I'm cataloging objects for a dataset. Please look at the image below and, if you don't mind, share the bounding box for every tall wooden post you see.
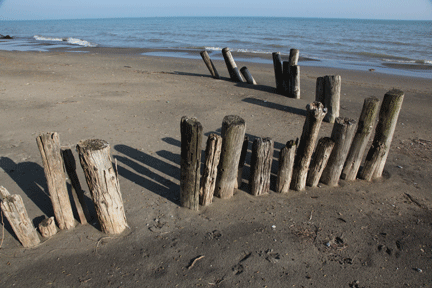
[249,138,274,196]
[240,67,257,85]
[200,133,222,206]
[360,89,404,180]
[215,115,246,199]
[77,139,128,234]
[306,137,335,187]
[236,136,249,189]
[289,65,300,99]
[282,61,290,96]
[341,97,380,180]
[276,140,297,193]
[291,102,327,191]
[180,117,203,210]
[272,52,284,93]
[200,50,220,79]
[288,49,299,66]
[36,132,75,230]
[315,77,325,104]
[222,48,244,82]
[324,75,341,123]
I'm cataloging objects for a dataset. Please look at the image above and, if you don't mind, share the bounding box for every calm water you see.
[1,17,431,78]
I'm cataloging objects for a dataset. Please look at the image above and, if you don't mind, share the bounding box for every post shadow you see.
[242,97,307,117]
[161,137,181,148]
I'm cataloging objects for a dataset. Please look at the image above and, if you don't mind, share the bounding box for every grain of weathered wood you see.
[37,132,75,230]
[77,139,128,234]
[236,136,249,189]
[276,140,297,193]
[288,48,300,66]
[272,52,284,93]
[38,216,57,238]
[289,65,300,99]
[200,50,220,79]
[240,66,257,85]
[222,47,244,82]
[306,137,335,187]
[200,133,222,206]
[249,138,274,196]
[324,75,341,123]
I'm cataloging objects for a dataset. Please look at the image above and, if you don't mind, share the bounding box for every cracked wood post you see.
[315,77,325,104]
[341,97,380,180]
[200,133,222,206]
[288,48,299,66]
[291,102,327,191]
[0,186,40,248]
[222,47,243,82]
[215,115,246,199]
[289,65,300,99]
[38,216,57,238]
[180,117,203,210]
[272,52,284,93]
[240,67,257,85]
[360,89,404,181]
[76,139,128,234]
[320,117,357,186]
[324,75,341,123]
[236,136,249,189]
[249,138,274,196]
[36,132,75,230]
[61,147,91,224]
[200,50,220,79]
[306,137,335,187]
[276,139,297,193]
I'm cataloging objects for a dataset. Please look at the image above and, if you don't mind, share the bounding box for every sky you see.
[0,0,431,21]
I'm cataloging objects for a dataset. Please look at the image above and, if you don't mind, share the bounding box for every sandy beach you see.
[0,49,431,287]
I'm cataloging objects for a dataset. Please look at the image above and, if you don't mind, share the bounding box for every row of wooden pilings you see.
[180,89,404,210]
[0,136,128,248]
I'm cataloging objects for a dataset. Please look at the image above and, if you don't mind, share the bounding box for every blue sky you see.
[0,0,431,21]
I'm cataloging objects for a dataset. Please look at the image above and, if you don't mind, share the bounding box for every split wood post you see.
[282,61,290,96]
[315,77,325,104]
[291,102,327,191]
[0,186,40,248]
[36,132,75,230]
[289,65,300,99]
[38,216,57,238]
[200,133,222,206]
[360,89,404,181]
[180,117,203,210]
[249,138,274,196]
[288,48,300,66]
[240,67,257,85]
[200,50,220,79]
[76,139,128,234]
[236,136,249,189]
[341,97,380,180]
[222,47,244,82]
[276,139,297,193]
[215,115,246,199]
[306,137,335,187]
[323,75,342,123]
[272,52,284,93]
[320,117,357,186]
[61,147,91,224]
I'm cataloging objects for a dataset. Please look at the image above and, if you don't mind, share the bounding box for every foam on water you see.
[34,35,97,47]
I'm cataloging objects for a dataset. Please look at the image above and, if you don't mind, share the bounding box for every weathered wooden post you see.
[249,138,274,196]
[61,147,91,224]
[215,115,246,199]
[272,52,284,93]
[38,216,57,238]
[360,89,404,181]
[282,61,290,96]
[0,186,40,248]
[36,132,75,230]
[341,97,380,180]
[276,140,297,193]
[324,75,342,123]
[291,102,327,191]
[306,137,335,187]
[77,139,128,234]
[222,47,244,82]
[320,117,357,186]
[288,48,299,66]
[180,117,203,210]
[200,133,222,206]
[315,77,325,104]
[240,67,257,85]
[236,136,249,189]
[200,50,220,79]
[289,65,300,99]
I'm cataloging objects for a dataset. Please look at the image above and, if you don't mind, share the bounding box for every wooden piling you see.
[282,61,290,96]
[324,75,341,123]
[236,136,249,189]
[222,48,244,82]
[0,186,40,248]
[36,132,75,230]
[38,216,57,238]
[289,65,300,99]
[320,117,357,186]
[341,97,380,180]
[272,52,284,93]
[77,139,128,234]
[315,77,325,104]
[240,67,257,85]
[200,50,220,79]
[180,117,203,210]
[360,89,404,181]
[215,115,246,199]
[276,140,297,193]
[306,137,335,187]
[288,48,300,66]
[291,102,327,191]
[249,138,274,196]
[200,133,222,206]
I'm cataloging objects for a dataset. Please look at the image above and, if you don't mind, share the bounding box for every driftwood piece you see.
[61,147,91,224]
[76,139,128,234]
[320,117,357,186]
[200,134,222,206]
[38,216,57,238]
[291,102,327,191]
[222,48,243,82]
[249,138,274,196]
[276,140,297,193]
[180,117,203,210]
[272,52,284,93]
[289,65,300,99]
[240,66,257,85]
[288,48,300,66]
[360,89,404,180]
[341,97,380,180]
[36,132,75,230]
[0,186,40,248]
[215,115,246,199]
[236,136,249,189]
[306,137,335,187]
[200,50,220,79]
[324,75,342,123]
[315,77,325,104]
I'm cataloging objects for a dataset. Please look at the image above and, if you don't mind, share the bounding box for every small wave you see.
[34,35,97,47]
[204,47,222,51]
[383,58,432,65]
